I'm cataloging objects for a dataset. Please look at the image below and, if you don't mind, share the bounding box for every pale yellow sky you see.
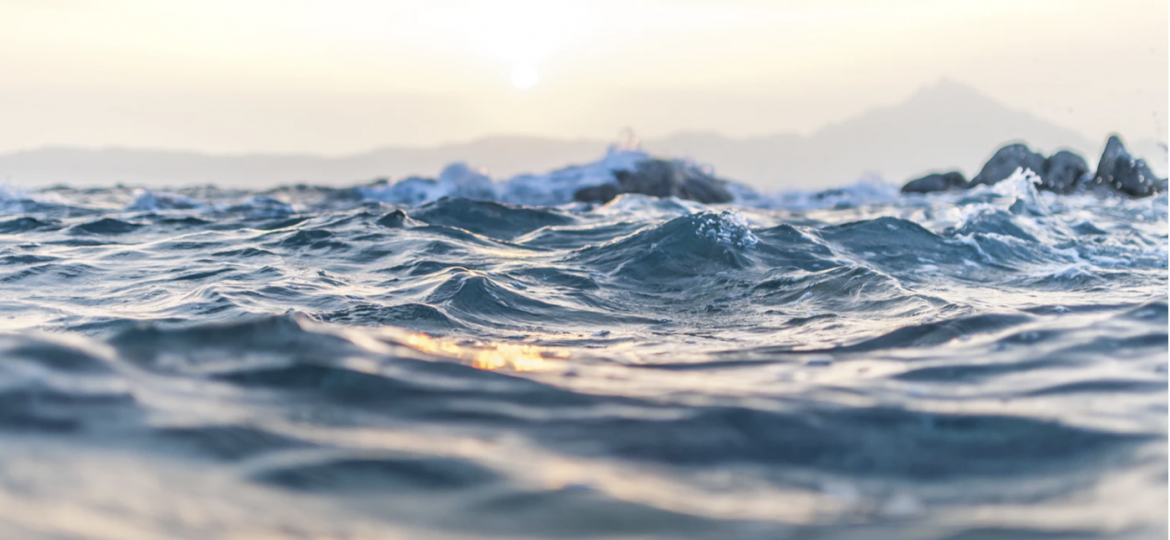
[1,0,1166,154]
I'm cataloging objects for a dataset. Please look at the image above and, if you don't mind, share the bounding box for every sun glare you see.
[438,1,586,91]
[404,333,563,372]
[511,63,540,89]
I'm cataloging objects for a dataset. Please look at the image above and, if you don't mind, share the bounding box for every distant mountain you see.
[647,79,1165,188]
[0,80,1164,190]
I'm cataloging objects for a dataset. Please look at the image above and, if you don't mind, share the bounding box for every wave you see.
[0,148,1163,539]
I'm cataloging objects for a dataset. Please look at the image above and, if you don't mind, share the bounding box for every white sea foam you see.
[696,210,759,248]
[360,162,497,205]
[356,146,650,207]
[968,167,1049,215]
[351,141,912,211]
[500,146,648,206]
[0,184,70,213]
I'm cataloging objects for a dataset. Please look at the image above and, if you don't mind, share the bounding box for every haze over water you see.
[1,1,1165,156]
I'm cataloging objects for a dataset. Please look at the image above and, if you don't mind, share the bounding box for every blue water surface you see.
[0,165,1164,539]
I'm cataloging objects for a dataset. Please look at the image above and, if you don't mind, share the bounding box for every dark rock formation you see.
[1108,158,1164,197]
[900,171,967,194]
[899,137,1164,199]
[572,184,619,203]
[573,159,734,204]
[1090,136,1166,197]
[1094,136,1128,183]
[1039,150,1089,194]
[376,209,420,228]
[970,144,1046,187]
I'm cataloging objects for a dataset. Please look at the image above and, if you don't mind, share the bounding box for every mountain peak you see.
[902,78,1003,110]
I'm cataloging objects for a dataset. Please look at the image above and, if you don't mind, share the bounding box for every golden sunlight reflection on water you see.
[405,333,563,371]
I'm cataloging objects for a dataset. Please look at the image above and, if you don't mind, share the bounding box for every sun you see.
[511,63,539,90]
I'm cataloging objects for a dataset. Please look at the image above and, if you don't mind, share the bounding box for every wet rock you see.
[1039,151,1090,194]
[376,209,418,228]
[1094,136,1128,184]
[573,159,734,204]
[1108,158,1163,197]
[900,171,967,194]
[572,184,619,204]
[1090,136,1166,198]
[970,144,1046,187]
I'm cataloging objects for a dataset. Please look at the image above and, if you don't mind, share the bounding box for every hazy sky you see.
[1,0,1166,154]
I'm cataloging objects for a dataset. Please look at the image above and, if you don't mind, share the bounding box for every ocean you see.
[0,148,1165,539]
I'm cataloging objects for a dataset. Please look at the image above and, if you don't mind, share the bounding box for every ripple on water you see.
[0,179,1161,539]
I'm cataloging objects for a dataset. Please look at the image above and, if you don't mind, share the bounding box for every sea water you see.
[0,153,1164,539]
